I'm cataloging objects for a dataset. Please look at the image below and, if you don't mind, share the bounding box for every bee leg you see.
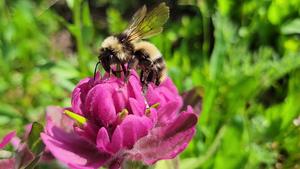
[112,64,122,77]
[111,69,117,77]
[140,70,144,86]
[153,71,161,86]
[102,63,111,77]
[147,71,154,83]
[142,82,148,94]
[127,57,139,82]
[121,63,128,82]
[128,56,139,70]
[141,69,149,83]
[141,69,150,93]
[140,70,145,92]
[155,77,160,86]
[140,70,144,82]
[141,76,149,94]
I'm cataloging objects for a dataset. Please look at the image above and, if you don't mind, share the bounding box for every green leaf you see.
[82,1,92,27]
[281,19,300,34]
[66,0,74,9]
[0,103,22,118]
[27,122,45,155]
[107,8,127,34]
[51,60,80,79]
[82,0,94,44]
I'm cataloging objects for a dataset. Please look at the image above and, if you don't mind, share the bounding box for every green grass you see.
[0,0,300,168]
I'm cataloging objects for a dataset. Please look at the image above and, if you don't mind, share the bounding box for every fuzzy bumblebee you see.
[96,3,169,92]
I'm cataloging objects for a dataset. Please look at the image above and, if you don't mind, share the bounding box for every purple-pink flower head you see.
[41,71,198,169]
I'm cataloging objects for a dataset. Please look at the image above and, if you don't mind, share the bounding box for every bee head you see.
[98,47,116,73]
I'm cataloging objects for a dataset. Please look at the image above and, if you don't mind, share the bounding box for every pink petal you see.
[145,85,161,106]
[10,137,21,149]
[96,127,110,153]
[22,124,32,140]
[129,98,144,116]
[148,108,158,124]
[157,101,182,126]
[159,78,178,94]
[0,131,16,149]
[156,87,182,107]
[127,109,197,164]
[106,126,123,153]
[74,123,98,144]
[46,106,74,132]
[112,87,128,113]
[72,78,92,115]
[146,77,181,107]
[0,158,15,169]
[107,115,153,153]
[41,120,110,169]
[119,115,153,149]
[163,107,197,139]
[85,84,117,126]
[127,75,145,107]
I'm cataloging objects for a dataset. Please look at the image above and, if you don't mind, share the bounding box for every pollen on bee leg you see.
[64,110,87,126]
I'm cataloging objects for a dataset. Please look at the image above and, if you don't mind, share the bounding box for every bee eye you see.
[101,48,115,58]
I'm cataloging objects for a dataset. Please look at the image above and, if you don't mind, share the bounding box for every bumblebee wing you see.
[127,5,147,32]
[124,2,169,42]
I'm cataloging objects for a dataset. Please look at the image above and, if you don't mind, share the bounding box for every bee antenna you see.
[93,61,101,81]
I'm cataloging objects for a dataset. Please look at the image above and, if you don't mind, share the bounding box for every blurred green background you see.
[1,0,300,168]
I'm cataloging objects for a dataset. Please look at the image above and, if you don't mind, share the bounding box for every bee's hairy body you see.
[97,3,169,91]
[134,41,167,88]
[99,34,134,75]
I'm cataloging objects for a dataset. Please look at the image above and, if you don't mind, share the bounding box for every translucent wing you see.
[127,5,147,31]
[124,3,169,42]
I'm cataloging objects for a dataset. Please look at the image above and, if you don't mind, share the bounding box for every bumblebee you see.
[133,41,167,92]
[97,3,169,90]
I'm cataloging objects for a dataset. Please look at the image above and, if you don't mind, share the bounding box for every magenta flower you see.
[41,71,198,169]
[0,125,53,169]
[0,131,16,149]
[0,130,36,169]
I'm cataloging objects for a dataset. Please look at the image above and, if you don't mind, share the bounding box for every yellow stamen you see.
[145,103,160,116]
[118,109,129,120]
[151,103,160,109]
[64,110,87,126]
